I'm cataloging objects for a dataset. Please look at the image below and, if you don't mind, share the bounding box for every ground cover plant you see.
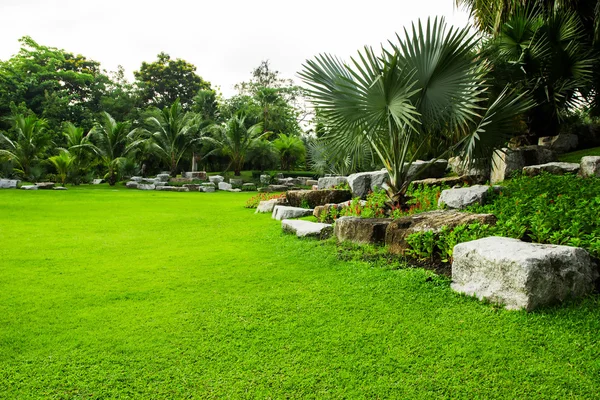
[559,146,600,163]
[1,187,599,398]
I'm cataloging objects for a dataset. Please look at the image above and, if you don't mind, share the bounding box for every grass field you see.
[1,186,599,398]
[559,146,600,162]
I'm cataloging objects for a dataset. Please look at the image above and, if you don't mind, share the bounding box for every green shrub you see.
[244,192,286,209]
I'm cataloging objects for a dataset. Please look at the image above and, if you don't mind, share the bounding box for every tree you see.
[206,114,264,176]
[144,99,207,176]
[48,150,74,186]
[89,112,140,185]
[300,17,533,207]
[62,122,96,183]
[247,139,278,171]
[0,114,52,180]
[273,134,306,170]
[134,52,212,111]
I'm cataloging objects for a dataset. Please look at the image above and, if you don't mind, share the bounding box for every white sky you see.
[0,0,470,98]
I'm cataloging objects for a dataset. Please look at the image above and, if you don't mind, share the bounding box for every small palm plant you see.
[300,17,534,208]
[273,134,306,170]
[48,150,74,186]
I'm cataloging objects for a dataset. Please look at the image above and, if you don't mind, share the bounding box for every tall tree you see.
[134,52,212,111]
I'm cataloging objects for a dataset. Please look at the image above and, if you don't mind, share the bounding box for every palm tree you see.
[48,150,74,186]
[0,114,52,180]
[247,139,278,171]
[89,112,140,185]
[62,122,95,183]
[145,99,207,176]
[299,17,533,207]
[273,134,306,170]
[205,114,264,176]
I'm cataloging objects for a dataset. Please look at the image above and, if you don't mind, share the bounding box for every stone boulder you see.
[228,188,242,192]
[0,179,20,189]
[448,156,489,179]
[282,219,333,239]
[407,160,448,181]
[452,237,598,311]
[268,184,288,192]
[579,156,600,178]
[385,210,497,254]
[154,182,169,187]
[53,186,67,190]
[218,182,232,191]
[491,146,557,184]
[130,176,143,183]
[92,179,104,185]
[438,185,491,209]
[156,174,171,182]
[297,176,312,185]
[538,133,579,154]
[183,171,207,180]
[256,198,287,213]
[200,186,215,193]
[272,205,314,220]
[209,175,224,184]
[412,175,481,188]
[317,176,348,190]
[286,189,352,208]
[126,181,139,189]
[21,185,37,190]
[183,184,200,191]
[138,184,156,190]
[306,179,318,186]
[230,178,243,186]
[155,186,189,192]
[334,216,393,245]
[36,182,55,190]
[523,162,580,177]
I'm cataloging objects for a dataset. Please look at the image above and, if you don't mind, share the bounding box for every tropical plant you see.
[62,122,96,183]
[247,139,278,171]
[299,17,533,207]
[144,99,208,176]
[306,135,376,176]
[273,134,306,170]
[0,114,52,180]
[89,112,141,185]
[48,149,74,186]
[205,114,264,176]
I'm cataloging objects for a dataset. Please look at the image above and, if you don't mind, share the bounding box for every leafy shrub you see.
[245,192,286,209]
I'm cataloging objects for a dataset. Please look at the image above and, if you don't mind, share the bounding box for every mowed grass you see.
[1,187,599,399]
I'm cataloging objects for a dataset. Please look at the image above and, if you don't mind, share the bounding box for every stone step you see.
[271,205,313,220]
[281,219,333,239]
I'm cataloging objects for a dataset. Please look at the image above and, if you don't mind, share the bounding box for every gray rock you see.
[200,186,215,193]
[130,176,143,183]
[53,186,67,190]
[286,189,352,208]
[21,185,37,190]
[35,182,55,190]
[260,174,271,184]
[156,174,170,182]
[278,177,300,185]
[448,156,489,179]
[406,159,448,181]
[202,182,215,187]
[92,179,104,185]
[271,205,314,220]
[154,182,169,187]
[297,176,312,185]
[0,179,20,189]
[126,181,139,189]
[438,185,491,209]
[209,175,224,184]
[523,162,580,176]
[282,219,333,239]
[256,198,286,213]
[491,146,557,184]
[228,188,242,192]
[182,184,201,191]
[218,182,232,191]
[538,133,579,154]
[317,176,348,190]
[334,216,393,245]
[306,179,318,186]
[451,237,598,311]
[230,178,243,186]
[155,186,189,192]
[579,156,600,178]
[268,185,288,192]
[138,184,156,190]
[183,171,207,180]
[346,172,373,199]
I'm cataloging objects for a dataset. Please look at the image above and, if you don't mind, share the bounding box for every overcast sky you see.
[0,0,470,97]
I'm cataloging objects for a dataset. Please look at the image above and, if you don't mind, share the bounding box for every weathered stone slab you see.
[218,182,232,191]
[209,175,224,184]
[386,210,497,254]
[35,182,55,190]
[438,185,491,209]
[183,171,207,180]
[138,184,156,190]
[92,179,104,185]
[53,186,67,190]
[130,176,143,183]
[21,185,37,190]
[0,179,20,189]
[230,178,243,186]
[256,198,287,213]
[155,186,189,192]
[200,186,215,193]
[407,159,448,181]
[580,156,600,178]
[154,182,169,187]
[306,179,318,186]
[491,146,557,184]
[228,188,242,192]
[452,237,598,311]
[317,176,348,190]
[268,185,288,192]
[286,189,352,208]
[271,205,314,220]
[412,176,477,188]
[282,219,333,239]
[538,133,578,154]
[448,156,489,179]
[183,184,200,191]
[523,162,580,176]
[126,181,139,189]
[334,216,392,245]
[156,174,170,182]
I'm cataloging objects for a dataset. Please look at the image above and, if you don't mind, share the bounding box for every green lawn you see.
[1,187,599,398]
[559,146,600,162]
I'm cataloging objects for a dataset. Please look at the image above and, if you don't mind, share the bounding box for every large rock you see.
[268,184,288,192]
[538,133,579,154]
[35,182,55,190]
[271,205,314,220]
[200,186,215,193]
[256,198,287,213]
[579,156,600,178]
[218,182,232,191]
[523,162,580,177]
[230,178,243,186]
[183,171,207,180]
[183,184,200,191]
[317,176,348,190]
[53,186,67,190]
[138,184,156,190]
[438,185,491,209]
[130,176,143,183]
[286,189,352,208]
[491,146,557,184]
[412,175,481,188]
[126,181,139,189]
[21,185,37,190]
[406,160,448,181]
[448,156,489,179]
[385,210,497,254]
[92,179,104,185]
[0,179,20,189]
[306,179,318,186]
[282,219,333,239]
[155,186,189,192]
[451,237,598,311]
[334,216,393,245]
[154,182,169,187]
[209,175,224,184]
